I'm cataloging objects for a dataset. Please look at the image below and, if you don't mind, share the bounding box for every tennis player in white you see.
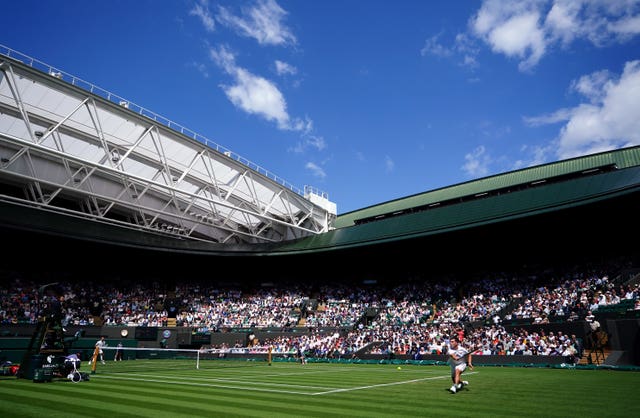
[447,336,473,393]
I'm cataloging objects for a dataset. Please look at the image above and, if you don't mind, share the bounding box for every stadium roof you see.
[3,143,638,264]
[335,145,640,228]
[1,46,640,262]
[269,145,640,255]
[0,48,335,248]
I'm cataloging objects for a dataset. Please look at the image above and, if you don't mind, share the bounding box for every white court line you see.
[102,372,336,390]
[93,370,479,396]
[93,375,313,395]
[161,367,356,379]
[311,371,479,395]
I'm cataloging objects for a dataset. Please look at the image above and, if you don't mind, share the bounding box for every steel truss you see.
[0,51,335,246]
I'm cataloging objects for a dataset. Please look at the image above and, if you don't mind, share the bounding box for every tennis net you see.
[92,346,273,374]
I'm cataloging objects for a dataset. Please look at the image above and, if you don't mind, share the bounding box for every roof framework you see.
[0,50,336,247]
[1,46,639,260]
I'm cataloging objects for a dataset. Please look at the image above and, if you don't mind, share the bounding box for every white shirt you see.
[448,345,469,367]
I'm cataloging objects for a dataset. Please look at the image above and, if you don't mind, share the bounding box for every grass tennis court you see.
[1,360,639,417]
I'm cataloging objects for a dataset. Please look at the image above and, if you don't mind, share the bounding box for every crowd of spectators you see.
[1,259,639,362]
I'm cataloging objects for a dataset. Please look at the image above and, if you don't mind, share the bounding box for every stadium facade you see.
[2,45,640,269]
[1,46,639,366]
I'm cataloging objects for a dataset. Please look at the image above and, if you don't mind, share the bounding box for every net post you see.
[196,350,200,370]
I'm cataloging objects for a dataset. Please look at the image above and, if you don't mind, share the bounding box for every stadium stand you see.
[1,45,640,371]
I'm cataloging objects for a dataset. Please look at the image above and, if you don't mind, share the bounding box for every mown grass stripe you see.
[0,388,140,418]
[11,380,256,418]
[89,376,389,417]
[104,372,338,390]
[94,374,312,394]
[1,363,639,417]
[312,372,460,394]
[0,397,91,418]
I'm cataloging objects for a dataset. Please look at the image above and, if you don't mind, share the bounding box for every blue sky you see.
[2,0,640,214]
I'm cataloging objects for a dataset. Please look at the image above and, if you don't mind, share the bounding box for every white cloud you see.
[209,45,306,131]
[384,155,395,173]
[512,144,551,170]
[288,117,313,134]
[421,32,480,70]
[188,61,209,79]
[209,44,236,73]
[225,69,290,129]
[469,0,640,71]
[189,0,215,32]
[455,33,480,69]
[524,108,574,126]
[526,60,640,159]
[462,145,491,177]
[491,12,546,71]
[471,1,547,71]
[421,33,454,57]
[290,134,325,154]
[570,69,613,104]
[305,162,326,179]
[608,14,640,37]
[192,2,326,181]
[545,0,581,46]
[275,60,297,76]
[216,0,296,46]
